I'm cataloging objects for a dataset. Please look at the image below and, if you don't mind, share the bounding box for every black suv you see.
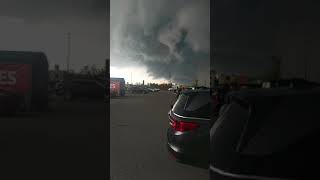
[167,89,213,165]
[209,87,320,180]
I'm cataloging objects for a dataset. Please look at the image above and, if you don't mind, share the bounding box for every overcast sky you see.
[213,0,320,82]
[0,0,209,84]
[110,0,210,85]
[0,0,108,72]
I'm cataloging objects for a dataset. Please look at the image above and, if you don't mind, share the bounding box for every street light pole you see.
[66,32,71,72]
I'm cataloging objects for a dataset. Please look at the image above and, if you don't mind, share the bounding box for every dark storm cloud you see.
[111,0,210,84]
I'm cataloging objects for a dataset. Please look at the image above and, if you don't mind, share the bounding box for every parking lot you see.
[111,91,209,180]
[0,97,106,179]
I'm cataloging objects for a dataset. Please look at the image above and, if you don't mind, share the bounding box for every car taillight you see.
[170,117,199,132]
[213,94,220,104]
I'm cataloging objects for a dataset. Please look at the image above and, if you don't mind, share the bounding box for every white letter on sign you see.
[8,71,17,85]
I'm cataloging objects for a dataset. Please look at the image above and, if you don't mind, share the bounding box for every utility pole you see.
[304,46,308,81]
[195,79,198,87]
[66,32,71,72]
[303,38,309,81]
[131,72,132,85]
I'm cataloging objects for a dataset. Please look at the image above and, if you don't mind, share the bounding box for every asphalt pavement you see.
[111,91,209,180]
[0,97,106,180]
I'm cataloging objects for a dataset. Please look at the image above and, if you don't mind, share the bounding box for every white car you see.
[148,88,159,92]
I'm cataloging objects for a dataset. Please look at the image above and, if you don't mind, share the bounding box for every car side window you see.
[172,94,188,114]
[242,94,320,155]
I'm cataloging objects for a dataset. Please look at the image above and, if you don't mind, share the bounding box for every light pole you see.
[66,32,71,72]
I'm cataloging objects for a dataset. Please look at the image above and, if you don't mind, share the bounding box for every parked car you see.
[148,88,160,92]
[64,79,105,100]
[186,87,195,90]
[130,86,149,94]
[152,88,160,92]
[55,81,65,96]
[195,86,209,90]
[209,87,320,180]
[167,89,213,165]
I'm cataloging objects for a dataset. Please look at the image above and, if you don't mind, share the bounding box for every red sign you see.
[0,64,32,93]
[110,82,120,96]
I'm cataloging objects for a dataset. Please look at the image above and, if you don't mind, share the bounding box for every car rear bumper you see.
[167,142,202,163]
[167,142,186,160]
[167,137,209,163]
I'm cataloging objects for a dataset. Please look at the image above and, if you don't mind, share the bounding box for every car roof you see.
[227,87,320,104]
[181,88,210,95]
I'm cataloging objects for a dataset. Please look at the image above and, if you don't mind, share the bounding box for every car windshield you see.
[172,92,210,119]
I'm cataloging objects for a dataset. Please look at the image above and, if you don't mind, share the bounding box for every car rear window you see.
[172,94,188,114]
[172,92,210,119]
[241,94,320,155]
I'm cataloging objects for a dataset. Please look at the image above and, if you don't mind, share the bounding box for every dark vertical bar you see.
[106,0,110,179]
[106,58,110,179]
[210,0,215,92]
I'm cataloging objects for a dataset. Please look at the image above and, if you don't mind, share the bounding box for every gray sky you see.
[0,0,108,72]
[110,0,210,85]
[213,0,320,82]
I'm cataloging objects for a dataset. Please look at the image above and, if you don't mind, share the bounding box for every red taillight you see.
[170,116,199,132]
[213,94,220,104]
